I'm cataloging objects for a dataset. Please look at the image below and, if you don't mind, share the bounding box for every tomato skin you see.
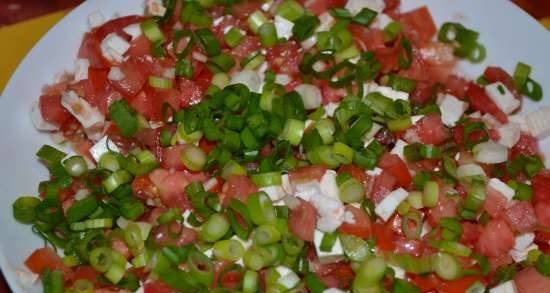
[230,36,261,63]
[149,169,192,209]
[303,0,347,15]
[348,25,385,51]
[408,114,450,145]
[511,133,539,159]
[289,199,317,242]
[483,186,508,218]
[533,170,550,203]
[289,165,327,183]
[410,80,435,105]
[110,57,149,97]
[466,83,508,124]
[427,194,457,226]
[372,222,396,252]
[266,41,302,76]
[72,266,100,285]
[370,170,397,203]
[39,94,72,127]
[444,75,469,98]
[475,219,515,258]
[460,222,481,246]
[378,153,412,188]
[534,201,550,228]
[514,267,550,293]
[339,205,372,239]
[315,262,355,289]
[144,281,176,293]
[398,6,437,45]
[25,247,71,277]
[504,201,538,233]
[338,165,370,190]
[222,175,258,206]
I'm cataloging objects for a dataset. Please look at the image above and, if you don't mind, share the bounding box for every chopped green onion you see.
[175,58,193,78]
[384,22,402,42]
[305,273,326,293]
[63,156,88,177]
[281,118,305,146]
[243,270,259,293]
[89,247,113,273]
[276,0,305,21]
[149,75,173,89]
[398,38,413,69]
[522,77,544,101]
[320,232,338,252]
[536,254,550,276]
[41,270,64,293]
[224,27,244,48]
[72,279,94,293]
[195,28,221,56]
[36,145,66,166]
[13,196,40,224]
[352,8,378,26]
[141,19,165,43]
[406,191,424,209]
[432,252,462,280]
[208,53,235,72]
[66,196,98,223]
[181,145,206,171]
[180,1,212,27]
[387,117,412,131]
[248,10,269,34]
[99,152,120,172]
[102,170,132,193]
[200,213,230,242]
[513,62,531,90]
[422,181,439,208]
[109,100,138,137]
[353,257,387,292]
[463,122,488,149]
[258,22,278,48]
[213,239,245,262]
[250,172,282,187]
[254,225,282,245]
[246,192,277,226]
[221,160,247,179]
[338,176,364,203]
[402,211,423,240]
[292,15,320,41]
[437,240,472,257]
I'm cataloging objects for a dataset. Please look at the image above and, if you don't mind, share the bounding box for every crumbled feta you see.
[411,115,425,125]
[295,84,323,110]
[375,188,408,221]
[509,232,537,263]
[100,33,131,63]
[282,174,293,195]
[74,58,90,82]
[145,0,167,16]
[488,178,515,201]
[15,268,39,287]
[372,85,409,101]
[324,102,340,117]
[61,91,105,140]
[274,15,294,40]
[89,136,120,162]
[314,230,345,263]
[438,94,467,127]
[485,82,520,114]
[371,13,393,30]
[390,265,406,279]
[345,0,386,15]
[497,122,521,148]
[390,139,408,160]
[310,192,345,232]
[294,181,322,202]
[260,185,287,202]
[123,23,142,41]
[88,11,105,29]
[366,167,383,177]
[320,170,339,200]
[230,70,262,93]
[275,266,300,289]
[525,106,550,138]
[30,101,58,131]
[275,74,291,86]
[489,280,518,293]
[108,67,125,81]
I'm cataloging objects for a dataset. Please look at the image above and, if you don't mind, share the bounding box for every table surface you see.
[0,1,548,292]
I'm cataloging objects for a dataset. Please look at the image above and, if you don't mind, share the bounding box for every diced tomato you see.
[126,35,153,57]
[483,66,520,98]
[339,205,372,239]
[535,231,550,253]
[533,170,550,203]
[178,78,206,108]
[410,274,481,293]
[427,193,458,226]
[149,169,191,209]
[372,222,396,252]
[410,80,434,105]
[319,80,347,104]
[111,238,130,259]
[444,75,469,98]
[399,6,437,45]
[370,170,397,203]
[38,94,72,127]
[266,41,302,76]
[406,114,450,145]
[230,36,261,64]
[504,201,538,233]
[135,127,163,159]
[384,0,401,14]
[144,281,176,293]
[110,57,149,97]
[483,186,509,218]
[72,266,100,285]
[151,221,198,247]
[161,145,186,171]
[348,25,385,51]
[378,153,412,188]
[25,247,70,276]
[466,82,508,124]
[289,165,327,183]
[231,1,263,19]
[475,219,515,257]
[222,175,258,206]
[338,165,370,190]
[374,46,400,73]
[535,201,550,227]
[93,15,144,41]
[289,199,317,242]
[315,262,355,289]
[302,0,347,15]
[131,175,159,201]
[460,222,481,246]
[514,267,550,293]
[199,138,216,154]
[511,133,539,159]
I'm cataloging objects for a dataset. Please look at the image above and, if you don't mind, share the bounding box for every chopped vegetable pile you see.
[16,0,550,292]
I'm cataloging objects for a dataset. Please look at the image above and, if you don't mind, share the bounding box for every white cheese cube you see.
[489,280,518,293]
[366,167,383,177]
[510,243,538,263]
[275,74,291,86]
[100,33,131,63]
[310,193,345,233]
[314,230,345,263]
[320,170,340,200]
[323,102,340,118]
[275,266,300,289]
[260,185,286,202]
[30,101,58,131]
[438,94,467,127]
[294,181,322,202]
[390,265,406,279]
[375,188,408,221]
[488,178,515,201]
[88,11,105,29]
[274,15,294,40]
[411,115,425,125]
[371,13,393,30]
[230,70,262,93]
[74,58,90,82]
[345,0,386,15]
[61,91,105,139]
[497,122,521,148]
[89,136,120,162]
[390,139,408,160]
[514,233,535,251]
[145,0,167,16]
[123,23,142,41]
[295,84,323,110]
[372,85,409,101]
[525,106,550,138]
[108,67,124,81]
[485,82,520,114]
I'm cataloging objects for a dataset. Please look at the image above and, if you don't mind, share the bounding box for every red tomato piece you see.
[533,170,550,203]
[483,66,520,98]
[315,262,355,289]
[399,6,437,45]
[231,1,263,19]
[504,201,538,233]
[427,194,458,226]
[144,281,177,293]
[39,94,72,127]
[302,0,347,15]
[374,47,400,73]
[178,78,206,108]
[475,219,515,258]
[338,165,370,190]
[25,247,70,276]
[535,201,550,228]
[407,114,450,145]
[72,266,100,285]
[266,41,302,76]
[460,222,481,246]
[372,222,396,252]
[110,58,150,97]
[444,74,469,98]
[150,222,198,247]
[514,267,550,293]
[511,133,539,159]
[289,199,317,242]
[230,36,261,63]
[410,274,481,293]
[410,80,434,105]
[466,82,508,124]
[222,175,258,206]
[161,145,186,171]
[483,186,509,218]
[378,153,412,188]
[339,205,372,239]
[370,170,397,203]
[289,165,327,183]
[149,169,191,209]
[131,175,159,201]
[348,25,385,51]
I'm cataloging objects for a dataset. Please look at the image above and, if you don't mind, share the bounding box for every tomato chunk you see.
[289,199,317,242]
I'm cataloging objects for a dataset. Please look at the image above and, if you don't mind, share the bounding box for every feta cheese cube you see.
[497,122,521,148]
[89,136,120,162]
[324,102,340,117]
[108,67,124,81]
[371,13,393,30]
[485,82,520,114]
[230,70,262,93]
[295,84,323,110]
[390,139,408,160]
[100,33,131,63]
[74,58,90,82]
[123,23,142,41]
[310,193,345,232]
[514,232,535,251]
[375,188,408,221]
[489,280,518,293]
[345,0,386,15]
[320,170,340,200]
[88,11,105,29]
[61,91,105,139]
[525,106,550,138]
[275,74,291,86]
[145,0,167,16]
[372,85,409,101]
[390,265,406,279]
[260,185,286,202]
[488,178,515,201]
[366,167,383,177]
[438,94,467,127]
[30,101,58,131]
[274,15,294,40]
[314,230,345,263]
[275,266,300,289]
[411,115,425,125]
[294,181,322,202]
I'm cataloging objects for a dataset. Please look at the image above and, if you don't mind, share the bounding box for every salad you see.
[13,0,550,292]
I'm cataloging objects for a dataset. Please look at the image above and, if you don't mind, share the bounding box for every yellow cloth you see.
[0,11,67,92]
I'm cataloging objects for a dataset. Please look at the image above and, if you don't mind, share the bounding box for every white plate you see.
[0,0,549,292]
